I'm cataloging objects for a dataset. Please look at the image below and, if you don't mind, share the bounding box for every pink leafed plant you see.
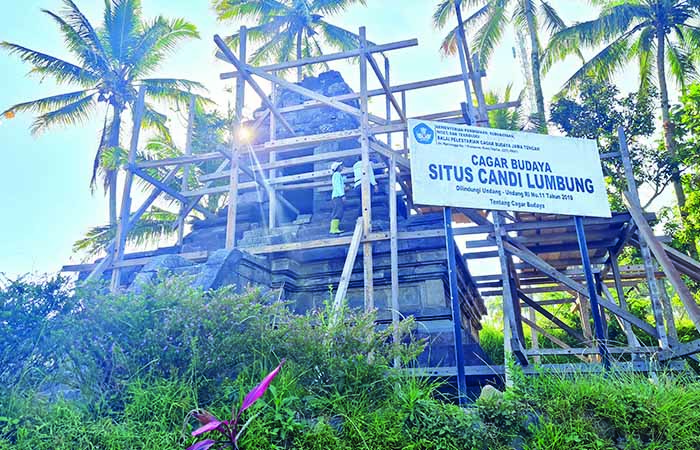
[187,359,285,450]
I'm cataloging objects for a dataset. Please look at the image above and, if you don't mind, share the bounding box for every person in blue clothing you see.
[330,161,346,234]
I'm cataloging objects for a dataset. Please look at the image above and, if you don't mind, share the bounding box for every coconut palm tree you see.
[213,0,367,81]
[545,0,700,209]
[1,0,204,225]
[433,0,569,133]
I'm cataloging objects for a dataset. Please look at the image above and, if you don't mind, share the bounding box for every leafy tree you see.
[664,83,700,255]
[213,0,367,81]
[546,0,700,209]
[73,107,230,258]
[550,79,664,209]
[432,0,569,132]
[1,0,204,225]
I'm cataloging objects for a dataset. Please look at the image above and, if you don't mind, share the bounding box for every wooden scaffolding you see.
[63,22,700,382]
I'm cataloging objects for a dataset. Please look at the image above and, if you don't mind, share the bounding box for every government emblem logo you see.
[413,123,435,144]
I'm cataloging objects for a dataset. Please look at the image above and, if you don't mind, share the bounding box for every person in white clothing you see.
[352,156,378,195]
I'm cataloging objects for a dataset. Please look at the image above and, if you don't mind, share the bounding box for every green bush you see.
[521,370,700,449]
[0,276,75,388]
[2,276,700,449]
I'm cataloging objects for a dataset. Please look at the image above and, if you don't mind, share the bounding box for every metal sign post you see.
[444,206,467,405]
[574,215,611,368]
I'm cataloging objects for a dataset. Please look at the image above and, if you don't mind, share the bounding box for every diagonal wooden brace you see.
[503,239,659,339]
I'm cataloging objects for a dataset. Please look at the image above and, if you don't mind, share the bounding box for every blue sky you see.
[0,0,634,278]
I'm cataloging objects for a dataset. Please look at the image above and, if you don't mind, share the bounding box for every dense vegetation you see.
[2,276,700,450]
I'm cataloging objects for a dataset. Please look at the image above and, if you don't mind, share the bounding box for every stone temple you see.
[84,71,492,390]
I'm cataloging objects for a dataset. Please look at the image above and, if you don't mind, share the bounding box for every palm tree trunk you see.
[108,107,123,226]
[656,31,686,208]
[524,1,547,134]
[296,31,303,82]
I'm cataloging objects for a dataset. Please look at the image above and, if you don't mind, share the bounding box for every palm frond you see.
[634,26,655,93]
[129,17,199,78]
[311,0,366,15]
[248,27,294,66]
[30,93,96,135]
[104,0,141,62]
[317,20,361,51]
[559,24,643,93]
[41,8,111,74]
[665,38,696,92]
[224,15,291,53]
[140,78,208,106]
[439,2,493,56]
[59,0,112,69]
[474,0,509,66]
[213,0,290,22]
[142,104,172,142]
[539,0,566,35]
[549,3,648,50]
[73,206,177,259]
[2,90,94,117]
[0,42,99,87]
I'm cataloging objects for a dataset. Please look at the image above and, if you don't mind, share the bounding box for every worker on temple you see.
[353,155,378,194]
[353,156,378,220]
[330,161,346,235]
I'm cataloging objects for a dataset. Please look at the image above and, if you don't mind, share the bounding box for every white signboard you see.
[408,119,611,218]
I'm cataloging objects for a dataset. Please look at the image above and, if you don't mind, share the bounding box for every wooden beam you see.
[219,38,419,76]
[528,347,660,356]
[111,86,146,291]
[83,164,183,282]
[625,193,700,333]
[368,140,410,169]
[331,218,364,326]
[135,123,405,170]
[493,213,518,364]
[503,240,659,339]
[389,153,400,367]
[214,34,295,134]
[250,74,477,117]
[660,338,700,361]
[226,26,246,250]
[518,291,587,344]
[521,316,587,363]
[131,168,213,218]
[359,27,374,311]
[184,162,385,197]
[409,360,685,377]
[198,148,363,182]
[63,250,209,272]
[366,52,406,122]
[177,95,196,246]
[219,32,384,125]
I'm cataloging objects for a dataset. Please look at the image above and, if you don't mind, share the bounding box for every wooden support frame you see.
[214,33,296,135]
[219,38,419,77]
[331,218,364,326]
[519,291,587,344]
[521,316,587,363]
[359,26,374,311]
[618,126,700,334]
[110,86,146,291]
[503,239,659,339]
[177,95,196,246]
[225,26,246,250]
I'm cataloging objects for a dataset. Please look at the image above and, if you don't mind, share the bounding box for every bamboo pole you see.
[178,95,196,246]
[618,126,670,348]
[387,56,400,367]
[110,86,146,291]
[359,26,374,311]
[225,26,246,250]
